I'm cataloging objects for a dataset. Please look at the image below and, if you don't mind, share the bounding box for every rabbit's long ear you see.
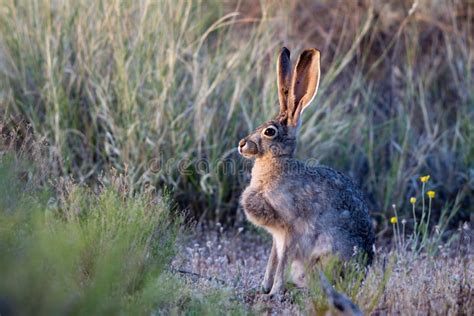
[277,47,292,116]
[287,48,321,127]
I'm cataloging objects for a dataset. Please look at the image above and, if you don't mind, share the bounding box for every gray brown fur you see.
[238,47,374,296]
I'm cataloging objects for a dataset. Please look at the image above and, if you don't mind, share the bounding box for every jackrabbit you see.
[238,47,375,296]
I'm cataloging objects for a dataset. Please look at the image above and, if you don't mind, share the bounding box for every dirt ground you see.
[172,222,305,314]
[172,222,474,315]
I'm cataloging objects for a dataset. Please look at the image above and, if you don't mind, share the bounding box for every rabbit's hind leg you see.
[290,249,308,288]
[309,233,334,266]
[290,257,306,288]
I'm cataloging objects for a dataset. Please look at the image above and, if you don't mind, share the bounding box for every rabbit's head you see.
[238,47,321,159]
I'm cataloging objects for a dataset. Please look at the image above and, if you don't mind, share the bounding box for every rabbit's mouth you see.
[238,139,259,158]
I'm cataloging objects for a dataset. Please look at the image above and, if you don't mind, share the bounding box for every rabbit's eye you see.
[263,126,277,138]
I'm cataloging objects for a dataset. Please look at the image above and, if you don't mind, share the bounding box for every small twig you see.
[170,268,227,285]
[319,271,363,316]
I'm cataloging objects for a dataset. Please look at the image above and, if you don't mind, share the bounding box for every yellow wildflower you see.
[420,175,430,183]
[427,191,436,199]
[410,197,416,204]
[390,216,398,224]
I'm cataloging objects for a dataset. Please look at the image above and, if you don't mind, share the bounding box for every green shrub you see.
[0,155,247,315]
[0,157,178,314]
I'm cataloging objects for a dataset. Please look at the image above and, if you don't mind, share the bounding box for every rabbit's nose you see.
[239,139,246,148]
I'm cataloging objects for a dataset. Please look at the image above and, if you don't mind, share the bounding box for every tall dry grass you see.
[0,0,472,228]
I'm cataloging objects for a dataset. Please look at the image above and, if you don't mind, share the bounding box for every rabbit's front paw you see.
[261,279,272,294]
[268,284,284,297]
[260,290,285,302]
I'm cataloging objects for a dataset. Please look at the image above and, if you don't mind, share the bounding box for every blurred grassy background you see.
[0,0,472,227]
